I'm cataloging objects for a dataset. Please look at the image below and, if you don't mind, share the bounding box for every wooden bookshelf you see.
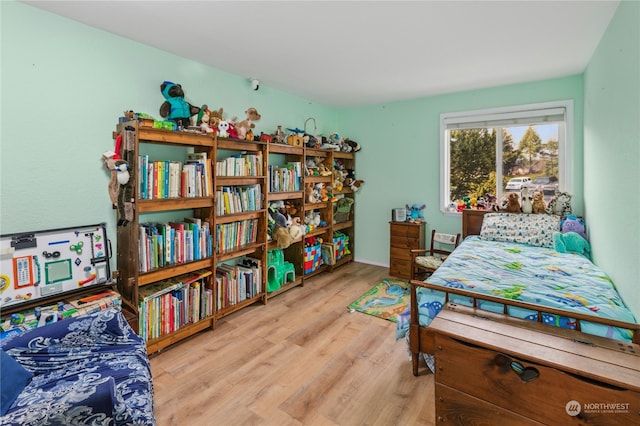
[113,121,358,353]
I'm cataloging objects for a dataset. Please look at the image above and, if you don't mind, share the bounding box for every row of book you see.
[138,153,212,200]
[216,257,262,310]
[138,270,213,342]
[215,184,262,216]
[216,152,263,177]
[138,218,213,273]
[215,219,259,254]
[268,162,302,192]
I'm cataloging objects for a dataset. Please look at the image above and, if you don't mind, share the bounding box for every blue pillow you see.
[0,349,33,416]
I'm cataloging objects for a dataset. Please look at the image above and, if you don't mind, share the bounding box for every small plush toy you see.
[406,204,426,221]
[494,194,508,212]
[218,120,230,138]
[344,138,361,152]
[546,191,572,216]
[199,113,214,134]
[159,81,200,128]
[273,226,293,249]
[531,191,546,214]
[561,215,587,240]
[520,187,533,214]
[553,231,591,259]
[268,203,287,228]
[350,179,364,192]
[235,107,261,140]
[506,193,521,213]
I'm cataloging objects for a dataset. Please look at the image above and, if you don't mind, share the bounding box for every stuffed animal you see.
[268,203,287,228]
[494,194,508,212]
[553,231,591,259]
[546,191,572,216]
[199,113,214,134]
[349,179,364,192]
[218,120,230,138]
[520,187,533,214]
[289,217,305,240]
[273,226,293,249]
[561,215,587,240]
[159,81,200,128]
[235,107,261,140]
[406,204,426,221]
[531,191,546,214]
[344,138,361,152]
[506,193,521,213]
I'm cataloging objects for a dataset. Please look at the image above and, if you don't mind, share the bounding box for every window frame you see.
[439,100,574,214]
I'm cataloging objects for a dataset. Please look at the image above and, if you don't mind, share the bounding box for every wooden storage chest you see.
[429,304,640,425]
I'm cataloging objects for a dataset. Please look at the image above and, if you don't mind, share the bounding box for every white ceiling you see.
[22,0,619,107]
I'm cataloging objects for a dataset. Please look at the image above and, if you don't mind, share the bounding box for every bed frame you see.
[408,209,640,376]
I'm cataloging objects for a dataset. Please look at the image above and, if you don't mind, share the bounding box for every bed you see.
[398,210,639,376]
[1,308,156,425]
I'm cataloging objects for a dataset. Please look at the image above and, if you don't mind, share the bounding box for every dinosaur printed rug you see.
[347,278,410,323]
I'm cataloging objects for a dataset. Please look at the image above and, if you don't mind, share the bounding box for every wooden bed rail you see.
[409,279,640,345]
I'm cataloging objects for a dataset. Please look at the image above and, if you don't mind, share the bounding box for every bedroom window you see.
[440,100,573,213]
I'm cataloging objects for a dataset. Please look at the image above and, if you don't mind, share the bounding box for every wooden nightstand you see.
[389,221,425,280]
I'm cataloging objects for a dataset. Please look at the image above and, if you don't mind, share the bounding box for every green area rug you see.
[347,278,410,323]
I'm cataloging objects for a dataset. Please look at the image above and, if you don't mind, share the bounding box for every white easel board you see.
[0,223,112,310]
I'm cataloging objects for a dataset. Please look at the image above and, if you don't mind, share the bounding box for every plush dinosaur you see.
[553,231,591,259]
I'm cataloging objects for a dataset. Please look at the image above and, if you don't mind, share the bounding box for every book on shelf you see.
[137,152,212,200]
[216,184,262,216]
[216,152,263,177]
[138,221,212,272]
[215,256,262,310]
[138,269,213,341]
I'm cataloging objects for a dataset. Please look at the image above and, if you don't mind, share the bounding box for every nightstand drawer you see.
[390,235,422,249]
[390,246,413,260]
[435,334,640,425]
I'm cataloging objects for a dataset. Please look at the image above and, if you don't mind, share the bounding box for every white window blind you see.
[443,107,566,130]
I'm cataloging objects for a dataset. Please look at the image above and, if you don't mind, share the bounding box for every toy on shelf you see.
[159,81,201,129]
[267,249,295,292]
[235,107,261,140]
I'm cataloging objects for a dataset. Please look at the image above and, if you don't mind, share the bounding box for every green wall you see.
[584,0,639,319]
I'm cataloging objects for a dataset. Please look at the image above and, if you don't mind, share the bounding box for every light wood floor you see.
[150,262,435,426]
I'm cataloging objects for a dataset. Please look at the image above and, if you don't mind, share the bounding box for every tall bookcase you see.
[266,143,305,297]
[213,138,268,318]
[114,120,217,354]
[113,121,356,353]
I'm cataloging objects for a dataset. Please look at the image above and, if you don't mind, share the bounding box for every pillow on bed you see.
[480,213,561,248]
[1,349,33,415]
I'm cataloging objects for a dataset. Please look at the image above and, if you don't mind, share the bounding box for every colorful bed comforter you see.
[397,236,637,342]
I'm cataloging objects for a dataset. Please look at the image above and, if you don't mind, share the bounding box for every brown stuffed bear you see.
[506,192,521,213]
[532,191,547,214]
